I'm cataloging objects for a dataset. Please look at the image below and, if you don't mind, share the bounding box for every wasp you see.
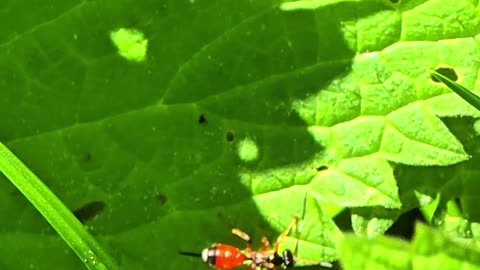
[180,216,332,269]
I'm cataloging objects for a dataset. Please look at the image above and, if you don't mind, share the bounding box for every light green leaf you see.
[310,154,401,208]
[339,223,480,270]
[339,231,411,270]
[351,207,401,238]
[278,193,343,264]
[440,214,473,241]
[383,102,467,165]
[412,223,480,270]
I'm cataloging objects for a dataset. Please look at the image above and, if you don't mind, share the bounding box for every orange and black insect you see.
[179,217,332,269]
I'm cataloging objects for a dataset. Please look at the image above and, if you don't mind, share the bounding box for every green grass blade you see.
[0,142,118,270]
[430,70,480,111]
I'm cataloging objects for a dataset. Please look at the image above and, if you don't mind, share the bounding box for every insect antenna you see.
[178,251,202,257]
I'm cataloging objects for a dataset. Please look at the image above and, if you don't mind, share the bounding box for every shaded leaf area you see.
[339,223,480,270]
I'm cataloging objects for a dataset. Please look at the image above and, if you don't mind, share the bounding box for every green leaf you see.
[440,214,473,241]
[429,69,480,112]
[2,0,480,269]
[310,154,401,208]
[412,223,480,270]
[339,223,480,270]
[351,207,401,238]
[278,193,342,264]
[338,230,411,270]
[415,118,480,229]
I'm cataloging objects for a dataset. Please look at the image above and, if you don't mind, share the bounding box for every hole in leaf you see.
[73,201,107,224]
[216,211,226,221]
[431,67,458,82]
[389,0,399,3]
[83,152,92,163]
[316,165,328,171]
[79,151,102,172]
[156,193,167,206]
[226,131,235,142]
[198,114,207,125]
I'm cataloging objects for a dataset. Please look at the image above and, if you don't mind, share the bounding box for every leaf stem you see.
[0,141,118,270]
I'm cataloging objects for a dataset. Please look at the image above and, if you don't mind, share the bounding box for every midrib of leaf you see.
[159,4,277,104]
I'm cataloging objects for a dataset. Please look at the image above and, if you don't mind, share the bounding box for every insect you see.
[179,216,332,269]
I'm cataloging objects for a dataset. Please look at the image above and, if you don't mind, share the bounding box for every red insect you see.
[180,217,332,269]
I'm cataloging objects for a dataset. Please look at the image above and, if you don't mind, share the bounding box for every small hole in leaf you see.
[83,152,92,163]
[316,166,328,171]
[431,67,458,82]
[155,193,167,206]
[79,151,102,171]
[73,201,107,224]
[216,211,226,221]
[226,131,235,142]
[198,114,207,125]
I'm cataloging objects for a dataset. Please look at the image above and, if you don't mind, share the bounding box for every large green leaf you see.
[1,0,480,269]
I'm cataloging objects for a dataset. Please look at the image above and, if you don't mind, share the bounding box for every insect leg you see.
[232,228,253,252]
[260,236,270,252]
[246,261,259,270]
[274,216,298,253]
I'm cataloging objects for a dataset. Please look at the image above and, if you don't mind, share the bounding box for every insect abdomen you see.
[203,244,246,269]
